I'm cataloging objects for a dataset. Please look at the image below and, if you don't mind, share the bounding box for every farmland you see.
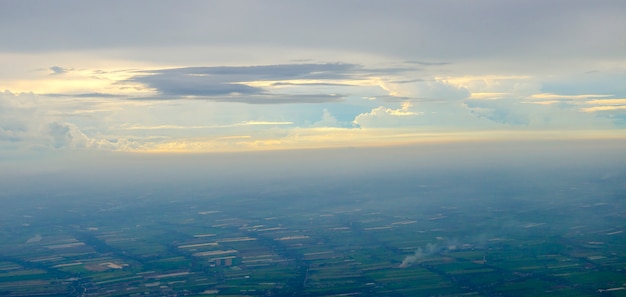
[1,168,625,296]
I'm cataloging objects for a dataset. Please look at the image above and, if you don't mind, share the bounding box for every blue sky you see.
[1,0,625,155]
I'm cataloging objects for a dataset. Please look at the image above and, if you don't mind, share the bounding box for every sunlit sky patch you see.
[1,1,625,155]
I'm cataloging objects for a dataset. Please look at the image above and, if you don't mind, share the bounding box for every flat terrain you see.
[0,165,624,296]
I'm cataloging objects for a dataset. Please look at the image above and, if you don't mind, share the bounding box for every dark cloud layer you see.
[120,63,398,104]
[43,93,124,98]
[123,63,355,103]
[130,64,363,84]
[134,93,345,104]
[35,63,409,104]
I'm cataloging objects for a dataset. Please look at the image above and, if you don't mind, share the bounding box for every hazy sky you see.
[1,0,625,156]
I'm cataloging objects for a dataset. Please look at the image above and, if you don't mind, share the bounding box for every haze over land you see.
[1,139,625,296]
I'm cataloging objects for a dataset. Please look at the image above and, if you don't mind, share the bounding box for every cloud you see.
[0,119,26,142]
[380,79,470,101]
[465,97,619,129]
[2,0,625,155]
[270,82,354,87]
[217,94,345,105]
[353,102,421,128]
[466,98,531,126]
[0,91,144,152]
[584,99,626,106]
[51,92,127,98]
[237,121,293,126]
[405,61,450,66]
[133,93,346,104]
[48,122,72,148]
[3,0,625,69]
[446,75,539,99]
[540,72,626,97]
[126,66,245,98]
[312,109,342,128]
[529,93,611,100]
[581,106,626,112]
[0,126,24,143]
[580,97,626,123]
[14,61,411,105]
[130,63,361,88]
[122,63,399,104]
[0,91,37,144]
[49,66,69,75]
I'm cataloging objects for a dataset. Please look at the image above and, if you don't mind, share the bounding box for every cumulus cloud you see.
[353,102,421,128]
[48,122,72,148]
[312,109,342,128]
[0,91,143,152]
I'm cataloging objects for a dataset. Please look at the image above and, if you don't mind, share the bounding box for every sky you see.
[1,0,626,160]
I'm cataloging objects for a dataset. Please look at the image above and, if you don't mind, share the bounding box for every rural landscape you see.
[1,149,624,296]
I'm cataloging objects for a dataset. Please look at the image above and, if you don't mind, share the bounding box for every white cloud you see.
[353,102,421,128]
[446,75,540,100]
[0,91,144,152]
